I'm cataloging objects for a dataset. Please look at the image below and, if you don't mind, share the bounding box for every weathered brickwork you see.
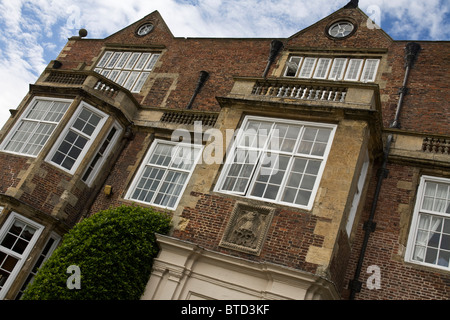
[172,191,322,273]
[0,7,448,300]
[0,153,29,193]
[344,163,450,299]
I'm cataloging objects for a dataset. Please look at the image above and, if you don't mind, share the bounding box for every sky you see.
[0,0,449,128]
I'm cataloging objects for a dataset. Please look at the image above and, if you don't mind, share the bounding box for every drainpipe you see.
[262,40,284,78]
[348,42,421,300]
[187,70,209,110]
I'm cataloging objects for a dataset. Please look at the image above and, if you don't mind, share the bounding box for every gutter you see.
[348,42,421,300]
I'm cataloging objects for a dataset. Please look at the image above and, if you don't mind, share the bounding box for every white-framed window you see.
[406,176,450,271]
[328,58,348,81]
[15,232,60,300]
[284,56,379,83]
[81,122,122,186]
[46,102,108,174]
[344,59,364,81]
[94,50,160,93]
[298,57,317,78]
[345,150,369,236]
[215,116,336,210]
[0,213,44,300]
[125,140,203,210]
[360,59,380,83]
[313,58,332,79]
[0,97,72,157]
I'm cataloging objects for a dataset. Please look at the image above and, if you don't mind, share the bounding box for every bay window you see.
[47,102,108,174]
[0,97,72,157]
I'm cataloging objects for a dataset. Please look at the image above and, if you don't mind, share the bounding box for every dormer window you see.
[94,50,160,93]
[284,55,380,83]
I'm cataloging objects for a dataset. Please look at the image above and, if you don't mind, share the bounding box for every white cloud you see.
[0,0,449,128]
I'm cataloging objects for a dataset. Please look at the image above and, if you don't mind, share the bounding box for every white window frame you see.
[0,97,72,157]
[405,176,450,271]
[81,122,122,187]
[0,212,44,300]
[328,58,348,81]
[360,59,380,83]
[46,102,108,175]
[313,58,332,79]
[15,232,60,300]
[298,57,317,78]
[284,56,303,77]
[344,59,364,81]
[214,116,336,210]
[95,50,160,93]
[125,140,203,210]
[284,56,379,83]
[346,150,369,236]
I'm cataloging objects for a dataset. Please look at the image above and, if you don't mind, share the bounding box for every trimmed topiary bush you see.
[22,205,171,300]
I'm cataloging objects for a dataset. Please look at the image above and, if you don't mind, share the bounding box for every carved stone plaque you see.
[220,203,274,255]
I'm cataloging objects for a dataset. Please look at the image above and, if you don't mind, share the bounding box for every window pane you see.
[144,54,160,71]
[361,59,379,82]
[285,56,302,77]
[128,142,201,209]
[328,58,347,80]
[219,117,334,208]
[222,149,259,193]
[250,154,289,200]
[238,121,272,148]
[345,59,363,81]
[298,57,317,78]
[313,58,331,79]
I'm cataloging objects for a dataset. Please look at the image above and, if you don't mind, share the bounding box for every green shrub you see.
[22,205,171,300]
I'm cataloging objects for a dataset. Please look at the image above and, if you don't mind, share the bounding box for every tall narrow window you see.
[126,140,203,210]
[94,50,160,93]
[344,59,364,81]
[284,56,303,77]
[360,59,380,82]
[298,57,317,78]
[346,150,369,236]
[406,176,450,270]
[82,123,122,186]
[0,98,72,157]
[47,102,108,174]
[15,233,60,300]
[313,58,332,79]
[328,58,348,80]
[0,213,44,300]
[216,116,336,210]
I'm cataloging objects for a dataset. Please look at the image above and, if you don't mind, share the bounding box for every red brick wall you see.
[382,42,450,135]
[344,163,450,299]
[173,192,322,273]
[0,153,29,193]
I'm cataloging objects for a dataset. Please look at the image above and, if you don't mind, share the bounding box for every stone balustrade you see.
[252,81,348,102]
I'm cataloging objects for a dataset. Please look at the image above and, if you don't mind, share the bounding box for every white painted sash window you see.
[0,213,44,300]
[94,50,160,93]
[215,116,336,210]
[126,140,203,210]
[284,56,379,83]
[0,97,72,157]
[406,176,450,270]
[47,102,108,174]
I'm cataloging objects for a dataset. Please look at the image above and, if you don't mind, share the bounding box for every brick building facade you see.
[0,4,448,300]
